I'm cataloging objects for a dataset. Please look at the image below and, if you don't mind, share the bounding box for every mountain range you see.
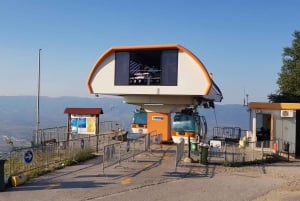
[0,96,250,143]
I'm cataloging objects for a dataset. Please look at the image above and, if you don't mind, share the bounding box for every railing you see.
[102,142,122,174]
[275,138,296,154]
[207,139,281,165]
[33,126,68,145]
[212,127,241,142]
[101,133,162,174]
[148,130,162,153]
[5,125,165,179]
[4,130,126,179]
[32,121,121,145]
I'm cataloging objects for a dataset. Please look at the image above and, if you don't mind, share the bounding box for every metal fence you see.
[148,131,162,153]
[4,128,163,180]
[212,127,241,142]
[4,129,126,179]
[207,139,281,165]
[175,139,185,168]
[174,139,283,167]
[32,121,121,145]
[33,126,68,145]
[102,137,144,174]
[101,132,162,174]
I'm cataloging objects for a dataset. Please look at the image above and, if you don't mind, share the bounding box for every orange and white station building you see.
[86,44,223,142]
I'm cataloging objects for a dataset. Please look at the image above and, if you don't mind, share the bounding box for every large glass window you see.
[115,52,130,85]
[115,50,178,86]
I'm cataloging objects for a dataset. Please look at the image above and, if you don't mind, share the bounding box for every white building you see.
[86,44,223,142]
[249,102,300,158]
[86,44,223,113]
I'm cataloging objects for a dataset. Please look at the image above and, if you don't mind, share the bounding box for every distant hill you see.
[0,96,250,142]
[199,104,250,128]
[0,96,135,142]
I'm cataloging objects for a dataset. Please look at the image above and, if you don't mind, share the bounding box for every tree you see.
[268,30,300,102]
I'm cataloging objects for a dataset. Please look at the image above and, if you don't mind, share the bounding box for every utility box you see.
[0,160,6,191]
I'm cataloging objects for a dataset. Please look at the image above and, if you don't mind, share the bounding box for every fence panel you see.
[5,135,103,178]
[101,134,149,174]
[147,132,162,153]
[224,144,244,164]
[31,121,122,146]
[207,139,280,165]
[175,140,185,168]
[8,144,66,177]
[3,123,129,179]
[102,142,122,174]
[212,127,241,142]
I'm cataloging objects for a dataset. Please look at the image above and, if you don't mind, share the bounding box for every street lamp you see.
[36,49,42,144]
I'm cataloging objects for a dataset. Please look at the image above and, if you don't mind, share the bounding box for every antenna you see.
[243,88,249,107]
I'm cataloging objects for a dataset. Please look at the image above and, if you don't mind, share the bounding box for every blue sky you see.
[0,0,299,104]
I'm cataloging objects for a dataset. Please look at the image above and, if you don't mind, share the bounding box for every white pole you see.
[36,49,42,144]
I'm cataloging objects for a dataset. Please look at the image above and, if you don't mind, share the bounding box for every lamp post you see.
[36,49,42,145]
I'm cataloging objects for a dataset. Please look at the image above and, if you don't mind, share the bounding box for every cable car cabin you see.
[171,109,207,144]
[131,110,148,134]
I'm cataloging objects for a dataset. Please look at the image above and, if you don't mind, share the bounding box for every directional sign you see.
[24,150,34,164]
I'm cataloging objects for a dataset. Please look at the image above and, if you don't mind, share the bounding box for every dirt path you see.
[252,162,300,201]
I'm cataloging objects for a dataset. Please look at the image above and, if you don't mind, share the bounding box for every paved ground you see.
[0,144,299,201]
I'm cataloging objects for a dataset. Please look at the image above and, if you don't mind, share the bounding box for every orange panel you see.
[147,112,171,141]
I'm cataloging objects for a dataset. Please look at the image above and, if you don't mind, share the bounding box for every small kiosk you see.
[248,102,300,158]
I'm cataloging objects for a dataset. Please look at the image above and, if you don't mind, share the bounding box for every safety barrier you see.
[4,130,126,178]
[148,132,162,153]
[175,139,185,168]
[102,133,151,174]
[212,127,241,142]
[207,139,281,165]
[102,142,121,174]
[32,121,121,145]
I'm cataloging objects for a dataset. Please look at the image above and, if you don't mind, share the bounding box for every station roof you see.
[86,44,223,111]
[64,108,103,115]
[249,102,300,110]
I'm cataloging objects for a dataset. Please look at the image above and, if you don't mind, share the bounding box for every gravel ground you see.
[0,145,299,201]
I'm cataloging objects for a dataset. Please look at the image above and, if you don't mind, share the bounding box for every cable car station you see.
[87,44,223,143]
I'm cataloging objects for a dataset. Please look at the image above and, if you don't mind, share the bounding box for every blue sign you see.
[24,150,33,164]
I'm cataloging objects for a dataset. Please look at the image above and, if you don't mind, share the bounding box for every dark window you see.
[161,50,178,85]
[115,52,129,85]
[115,50,178,86]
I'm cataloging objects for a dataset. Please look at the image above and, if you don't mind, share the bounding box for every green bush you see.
[73,147,95,163]
[222,160,232,167]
